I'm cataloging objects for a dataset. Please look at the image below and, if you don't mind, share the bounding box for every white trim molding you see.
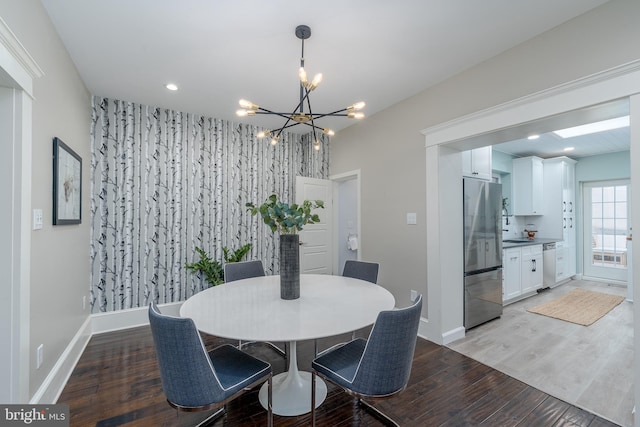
[421,59,640,145]
[420,60,640,421]
[0,16,44,97]
[91,302,183,335]
[29,318,91,404]
[31,302,184,404]
[0,16,41,404]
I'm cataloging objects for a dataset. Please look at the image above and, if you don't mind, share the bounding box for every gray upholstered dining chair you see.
[148,303,273,427]
[315,260,381,356]
[224,260,266,283]
[342,260,379,284]
[223,260,287,360]
[311,295,422,427]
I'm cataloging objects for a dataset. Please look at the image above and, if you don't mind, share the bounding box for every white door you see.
[583,180,631,282]
[296,177,333,274]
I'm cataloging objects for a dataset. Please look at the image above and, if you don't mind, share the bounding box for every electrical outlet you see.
[36,344,44,369]
[410,289,418,302]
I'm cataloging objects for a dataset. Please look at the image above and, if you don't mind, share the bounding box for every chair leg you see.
[267,375,273,427]
[311,371,317,426]
[357,399,400,427]
[194,407,225,427]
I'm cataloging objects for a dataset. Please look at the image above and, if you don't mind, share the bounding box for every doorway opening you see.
[582,180,631,283]
[330,170,361,276]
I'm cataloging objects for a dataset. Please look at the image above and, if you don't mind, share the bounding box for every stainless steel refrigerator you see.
[463,178,503,329]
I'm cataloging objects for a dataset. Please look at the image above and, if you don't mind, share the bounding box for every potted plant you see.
[246,194,324,299]
[186,243,253,287]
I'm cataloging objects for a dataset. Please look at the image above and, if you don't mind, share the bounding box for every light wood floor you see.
[449,279,633,427]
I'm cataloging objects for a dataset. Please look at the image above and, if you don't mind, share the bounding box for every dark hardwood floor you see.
[58,326,619,426]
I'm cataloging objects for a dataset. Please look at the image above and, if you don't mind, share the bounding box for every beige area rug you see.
[527,288,625,326]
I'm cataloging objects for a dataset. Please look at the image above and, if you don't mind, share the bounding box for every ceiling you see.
[40,0,615,149]
[492,125,629,159]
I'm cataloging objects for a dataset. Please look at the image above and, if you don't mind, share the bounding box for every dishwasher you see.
[543,242,556,287]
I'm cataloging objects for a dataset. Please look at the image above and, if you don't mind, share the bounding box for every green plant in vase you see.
[246,194,324,234]
[246,194,324,299]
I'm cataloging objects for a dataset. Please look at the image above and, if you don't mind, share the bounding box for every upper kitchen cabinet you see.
[512,156,543,215]
[537,157,577,240]
[462,146,492,181]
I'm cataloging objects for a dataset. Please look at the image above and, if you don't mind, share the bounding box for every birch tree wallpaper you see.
[89,97,329,313]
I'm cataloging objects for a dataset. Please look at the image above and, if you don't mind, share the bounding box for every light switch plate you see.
[406,212,417,225]
[33,209,43,230]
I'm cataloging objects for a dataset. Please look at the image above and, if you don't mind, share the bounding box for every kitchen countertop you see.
[502,238,559,248]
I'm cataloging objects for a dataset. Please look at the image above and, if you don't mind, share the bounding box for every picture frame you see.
[53,137,82,225]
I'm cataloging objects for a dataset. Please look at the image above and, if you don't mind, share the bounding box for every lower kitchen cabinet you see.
[521,245,543,294]
[503,244,543,304]
[503,248,521,301]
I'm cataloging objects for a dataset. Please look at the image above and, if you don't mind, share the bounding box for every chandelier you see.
[236,25,365,151]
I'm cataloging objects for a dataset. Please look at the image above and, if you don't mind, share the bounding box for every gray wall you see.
[0,0,91,398]
[331,0,640,309]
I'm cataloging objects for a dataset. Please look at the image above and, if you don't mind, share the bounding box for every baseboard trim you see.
[35,302,183,404]
[442,326,466,345]
[91,302,183,335]
[416,317,464,345]
[417,316,431,342]
[30,316,92,404]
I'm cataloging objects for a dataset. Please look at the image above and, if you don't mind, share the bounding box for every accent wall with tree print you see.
[90,97,329,313]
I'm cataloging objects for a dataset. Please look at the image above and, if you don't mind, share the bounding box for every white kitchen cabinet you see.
[503,244,543,304]
[512,156,544,215]
[462,146,492,181]
[503,247,521,302]
[521,244,543,294]
[537,157,577,283]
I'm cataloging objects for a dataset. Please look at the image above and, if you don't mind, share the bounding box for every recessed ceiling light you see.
[165,83,178,91]
[553,116,629,139]
[563,147,575,152]
[527,135,540,140]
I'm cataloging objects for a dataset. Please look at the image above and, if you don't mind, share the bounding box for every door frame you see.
[330,170,361,275]
[1,17,43,403]
[582,179,631,284]
[421,60,640,423]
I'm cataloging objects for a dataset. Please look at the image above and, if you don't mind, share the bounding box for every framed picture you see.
[53,137,82,225]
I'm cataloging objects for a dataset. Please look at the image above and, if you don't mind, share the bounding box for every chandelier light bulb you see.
[257,130,271,138]
[348,101,366,111]
[270,137,279,146]
[236,109,248,117]
[322,128,335,136]
[298,67,308,86]
[239,99,258,110]
[314,142,320,151]
[348,111,365,119]
[308,73,323,90]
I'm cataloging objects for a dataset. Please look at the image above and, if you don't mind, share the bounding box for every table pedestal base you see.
[259,371,327,416]
[258,341,327,416]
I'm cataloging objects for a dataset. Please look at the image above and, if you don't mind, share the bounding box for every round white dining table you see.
[179,273,395,416]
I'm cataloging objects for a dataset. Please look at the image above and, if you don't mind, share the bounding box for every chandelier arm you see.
[236,25,364,143]
[304,88,322,144]
[312,107,349,117]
